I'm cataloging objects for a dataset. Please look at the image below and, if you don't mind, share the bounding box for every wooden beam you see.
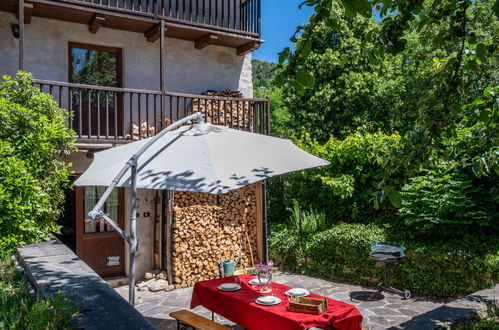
[236,41,260,56]
[255,182,263,264]
[21,2,33,24]
[145,24,167,43]
[194,33,218,50]
[18,0,24,71]
[88,14,106,33]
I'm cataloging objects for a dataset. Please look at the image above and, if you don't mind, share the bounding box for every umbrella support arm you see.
[86,112,204,307]
[87,112,203,222]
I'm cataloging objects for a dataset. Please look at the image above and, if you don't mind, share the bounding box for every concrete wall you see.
[124,188,160,280]
[0,12,253,97]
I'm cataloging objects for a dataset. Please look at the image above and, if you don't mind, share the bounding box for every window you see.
[69,42,121,87]
[83,187,120,234]
[68,42,123,137]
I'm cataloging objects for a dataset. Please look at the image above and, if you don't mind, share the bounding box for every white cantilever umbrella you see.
[75,123,328,193]
[74,113,329,307]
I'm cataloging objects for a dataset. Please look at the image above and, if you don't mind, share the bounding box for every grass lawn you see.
[0,254,77,329]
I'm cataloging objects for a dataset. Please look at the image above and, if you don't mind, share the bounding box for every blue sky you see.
[252,0,314,63]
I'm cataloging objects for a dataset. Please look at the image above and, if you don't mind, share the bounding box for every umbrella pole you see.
[129,160,138,306]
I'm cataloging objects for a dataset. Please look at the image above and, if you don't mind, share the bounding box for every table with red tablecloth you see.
[190,274,363,330]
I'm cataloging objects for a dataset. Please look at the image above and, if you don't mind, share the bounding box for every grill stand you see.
[376,260,411,300]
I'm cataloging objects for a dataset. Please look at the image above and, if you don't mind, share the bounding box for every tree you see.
[252,60,278,89]
[276,0,498,206]
[0,73,75,252]
[277,3,408,141]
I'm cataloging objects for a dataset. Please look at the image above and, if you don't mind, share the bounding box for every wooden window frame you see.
[68,41,123,88]
[76,186,125,239]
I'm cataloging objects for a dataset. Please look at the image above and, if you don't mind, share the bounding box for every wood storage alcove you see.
[167,182,264,289]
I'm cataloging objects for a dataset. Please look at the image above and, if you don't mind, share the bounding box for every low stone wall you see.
[17,238,155,330]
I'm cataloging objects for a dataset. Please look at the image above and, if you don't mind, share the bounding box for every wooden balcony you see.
[1,0,262,53]
[34,79,270,149]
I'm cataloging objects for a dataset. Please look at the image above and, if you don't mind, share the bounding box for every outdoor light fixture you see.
[11,24,20,39]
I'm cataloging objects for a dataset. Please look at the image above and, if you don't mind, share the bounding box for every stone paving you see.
[115,271,497,330]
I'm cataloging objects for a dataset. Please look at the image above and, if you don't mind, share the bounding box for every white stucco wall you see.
[0,11,255,279]
[124,188,159,280]
[0,12,253,97]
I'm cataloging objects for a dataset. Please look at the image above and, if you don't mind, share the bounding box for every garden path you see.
[115,271,496,329]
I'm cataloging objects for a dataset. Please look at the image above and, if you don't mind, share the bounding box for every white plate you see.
[255,296,281,306]
[218,283,241,292]
[249,278,261,286]
[284,288,310,297]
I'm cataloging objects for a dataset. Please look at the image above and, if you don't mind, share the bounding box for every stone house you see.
[0,0,268,286]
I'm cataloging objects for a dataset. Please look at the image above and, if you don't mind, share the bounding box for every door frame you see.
[76,185,126,277]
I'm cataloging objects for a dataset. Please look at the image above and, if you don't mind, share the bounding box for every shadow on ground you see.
[350,291,385,302]
[386,305,476,330]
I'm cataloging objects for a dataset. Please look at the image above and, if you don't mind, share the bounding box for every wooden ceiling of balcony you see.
[0,0,262,54]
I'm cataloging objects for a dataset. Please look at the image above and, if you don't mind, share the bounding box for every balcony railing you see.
[60,0,261,37]
[34,79,270,143]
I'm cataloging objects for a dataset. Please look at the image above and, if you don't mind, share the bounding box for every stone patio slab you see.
[115,271,497,329]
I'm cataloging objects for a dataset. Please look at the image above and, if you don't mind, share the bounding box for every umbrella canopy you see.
[75,123,329,193]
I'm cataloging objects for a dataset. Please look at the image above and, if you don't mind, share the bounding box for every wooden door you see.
[76,186,125,277]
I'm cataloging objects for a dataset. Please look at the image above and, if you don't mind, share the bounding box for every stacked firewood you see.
[172,185,258,288]
[203,90,244,98]
[125,118,172,140]
[189,90,253,129]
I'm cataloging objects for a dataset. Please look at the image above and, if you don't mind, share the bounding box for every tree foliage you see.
[275,0,498,205]
[398,163,499,240]
[0,73,75,252]
[268,127,401,224]
[277,3,409,141]
[252,60,278,89]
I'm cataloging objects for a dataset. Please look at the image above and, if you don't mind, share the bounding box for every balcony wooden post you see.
[266,96,270,135]
[18,0,25,71]
[160,19,166,94]
[160,19,166,129]
[257,0,261,36]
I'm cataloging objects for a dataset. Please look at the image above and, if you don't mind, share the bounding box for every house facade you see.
[0,0,268,285]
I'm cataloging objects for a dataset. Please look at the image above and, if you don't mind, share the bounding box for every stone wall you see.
[17,238,155,329]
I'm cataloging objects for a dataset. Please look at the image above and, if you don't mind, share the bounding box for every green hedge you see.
[270,223,498,298]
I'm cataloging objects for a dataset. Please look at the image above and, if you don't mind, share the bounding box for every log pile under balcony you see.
[172,184,259,288]
[189,90,253,129]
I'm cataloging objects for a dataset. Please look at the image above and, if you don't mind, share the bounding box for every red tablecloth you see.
[190,274,362,330]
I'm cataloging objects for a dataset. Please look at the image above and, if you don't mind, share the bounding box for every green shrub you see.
[0,254,77,329]
[267,127,401,225]
[270,223,498,298]
[398,163,499,241]
[287,201,328,235]
[270,223,386,283]
[268,227,304,270]
[0,73,75,252]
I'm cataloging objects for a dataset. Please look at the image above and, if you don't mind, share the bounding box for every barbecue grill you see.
[370,242,411,299]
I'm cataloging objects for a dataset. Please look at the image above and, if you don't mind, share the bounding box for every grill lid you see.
[370,242,405,261]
